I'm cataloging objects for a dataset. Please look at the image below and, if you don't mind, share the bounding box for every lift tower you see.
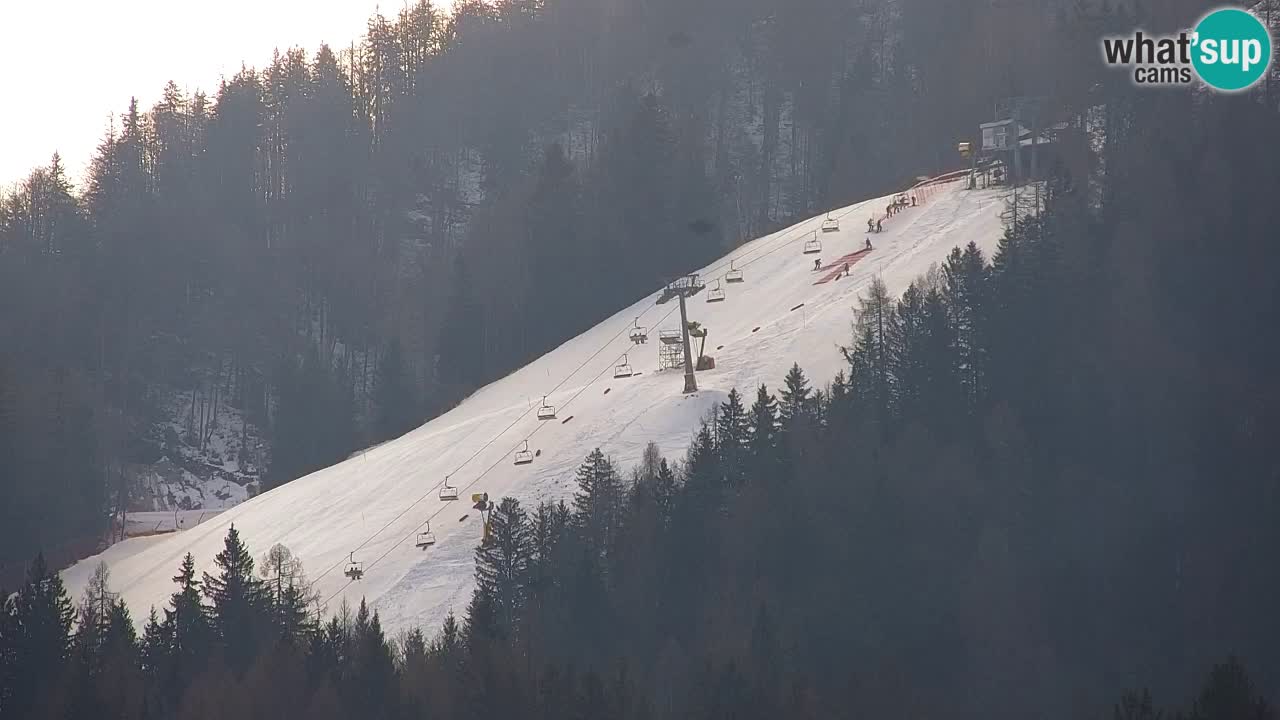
[656,274,705,394]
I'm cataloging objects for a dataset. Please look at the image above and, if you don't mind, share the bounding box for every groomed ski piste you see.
[63,177,1008,635]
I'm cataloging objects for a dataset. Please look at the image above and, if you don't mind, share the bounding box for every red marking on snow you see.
[813,248,873,285]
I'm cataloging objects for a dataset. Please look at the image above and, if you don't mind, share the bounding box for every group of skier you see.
[885,194,915,218]
[866,193,918,234]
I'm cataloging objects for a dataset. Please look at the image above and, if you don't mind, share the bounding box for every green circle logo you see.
[1191,8,1273,92]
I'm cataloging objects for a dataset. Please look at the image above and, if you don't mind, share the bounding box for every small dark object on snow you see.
[459,515,469,522]
[790,303,805,312]
[752,326,760,333]
[561,415,574,425]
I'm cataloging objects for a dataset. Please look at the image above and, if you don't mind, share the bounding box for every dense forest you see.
[4,0,1280,716]
[0,0,1193,573]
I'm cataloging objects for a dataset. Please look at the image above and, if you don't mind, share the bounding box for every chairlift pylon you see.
[803,233,822,254]
[629,318,648,344]
[344,552,364,580]
[536,395,557,420]
[614,354,634,379]
[440,475,459,501]
[706,279,725,303]
[725,259,744,283]
[514,440,534,465]
[416,522,436,549]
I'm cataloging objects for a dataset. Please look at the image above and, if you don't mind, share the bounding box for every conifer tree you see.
[778,364,812,431]
[571,449,624,559]
[472,497,534,641]
[942,242,990,411]
[653,460,678,527]
[748,384,780,470]
[202,525,267,670]
[716,389,750,487]
[164,552,212,681]
[10,553,75,719]
[347,601,397,719]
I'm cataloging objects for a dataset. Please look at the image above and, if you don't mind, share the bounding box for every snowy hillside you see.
[63,179,1008,635]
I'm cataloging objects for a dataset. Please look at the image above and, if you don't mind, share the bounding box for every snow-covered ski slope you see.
[64,179,1007,634]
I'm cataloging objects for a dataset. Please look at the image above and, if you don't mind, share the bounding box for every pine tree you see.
[683,421,721,512]
[10,553,75,719]
[433,611,461,661]
[778,364,812,431]
[347,601,397,719]
[165,553,211,674]
[715,389,750,487]
[202,525,267,670]
[653,460,678,527]
[1188,657,1275,720]
[96,600,143,720]
[942,242,990,411]
[747,384,780,471]
[571,449,624,559]
[472,497,534,641]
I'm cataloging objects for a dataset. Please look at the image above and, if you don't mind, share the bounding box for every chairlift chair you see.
[821,214,840,233]
[614,354,634,379]
[803,234,822,254]
[536,396,557,420]
[344,553,364,580]
[706,280,725,303]
[440,476,459,501]
[629,318,648,344]
[514,440,534,465]
[416,523,436,549]
[725,260,744,283]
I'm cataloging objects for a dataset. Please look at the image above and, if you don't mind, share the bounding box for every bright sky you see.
[0,0,448,190]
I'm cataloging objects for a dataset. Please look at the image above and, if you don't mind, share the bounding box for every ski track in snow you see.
[62,182,1007,635]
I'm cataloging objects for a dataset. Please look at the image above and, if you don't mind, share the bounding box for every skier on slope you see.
[865,237,872,251]
[813,257,822,271]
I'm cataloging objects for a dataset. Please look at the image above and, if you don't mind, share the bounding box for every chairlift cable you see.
[315,180,952,601]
